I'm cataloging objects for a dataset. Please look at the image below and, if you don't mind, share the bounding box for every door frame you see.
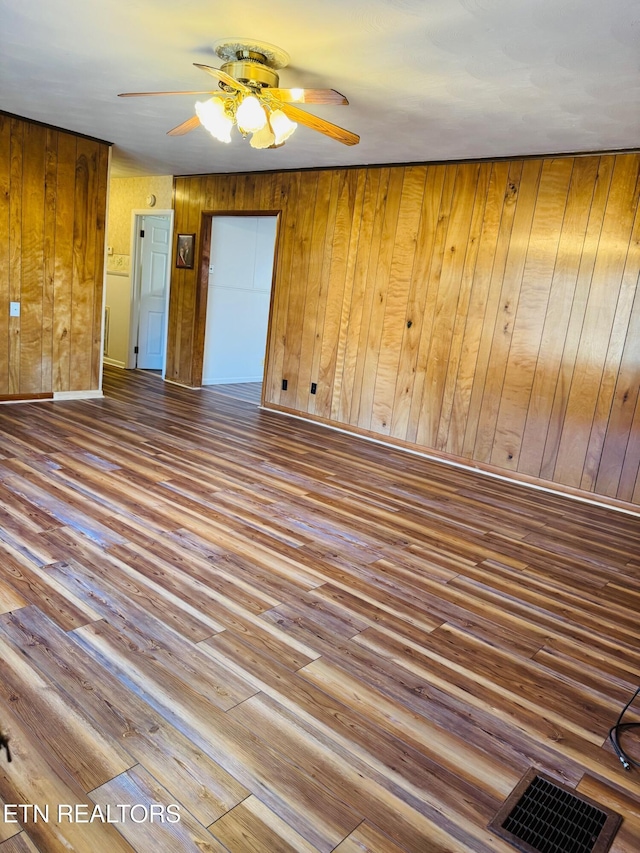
[193,210,281,397]
[127,209,174,375]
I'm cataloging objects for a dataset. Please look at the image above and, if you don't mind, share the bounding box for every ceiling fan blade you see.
[193,63,249,93]
[268,88,348,105]
[119,90,221,97]
[277,102,359,146]
[167,115,201,136]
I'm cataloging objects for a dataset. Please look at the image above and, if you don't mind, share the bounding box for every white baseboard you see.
[163,378,202,390]
[103,357,126,368]
[53,390,104,401]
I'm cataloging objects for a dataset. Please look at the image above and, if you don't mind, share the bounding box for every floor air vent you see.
[488,769,622,853]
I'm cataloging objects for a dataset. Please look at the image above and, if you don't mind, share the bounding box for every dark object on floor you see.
[488,768,621,853]
[608,685,640,770]
[0,729,11,762]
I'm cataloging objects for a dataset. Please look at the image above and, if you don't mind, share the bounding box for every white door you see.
[138,215,170,369]
[202,216,277,385]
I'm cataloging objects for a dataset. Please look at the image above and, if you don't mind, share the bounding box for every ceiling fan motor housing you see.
[214,39,290,90]
[220,59,279,90]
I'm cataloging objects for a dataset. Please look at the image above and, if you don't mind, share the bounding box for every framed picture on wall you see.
[176,233,195,269]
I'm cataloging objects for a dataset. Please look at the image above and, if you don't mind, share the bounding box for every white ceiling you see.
[1,0,638,178]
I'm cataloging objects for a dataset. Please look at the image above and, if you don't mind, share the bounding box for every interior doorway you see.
[202,215,278,389]
[128,211,173,374]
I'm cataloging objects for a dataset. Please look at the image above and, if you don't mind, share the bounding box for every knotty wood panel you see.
[170,152,640,506]
[0,114,109,396]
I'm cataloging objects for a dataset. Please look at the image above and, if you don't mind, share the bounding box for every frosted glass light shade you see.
[236,95,267,133]
[269,110,297,145]
[250,123,276,149]
[195,98,233,143]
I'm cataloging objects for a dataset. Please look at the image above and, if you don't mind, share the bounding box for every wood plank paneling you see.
[8,119,24,395]
[553,155,640,488]
[0,117,11,394]
[461,161,522,459]
[539,155,615,481]
[354,167,405,432]
[420,162,481,448]
[20,123,46,395]
[0,115,109,396]
[42,128,58,394]
[91,143,109,389]
[518,156,599,477]
[490,157,573,471]
[52,131,76,393]
[170,152,640,507]
[299,171,332,412]
[371,166,424,436]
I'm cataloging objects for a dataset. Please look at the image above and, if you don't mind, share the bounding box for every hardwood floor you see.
[0,365,639,852]
[204,382,262,404]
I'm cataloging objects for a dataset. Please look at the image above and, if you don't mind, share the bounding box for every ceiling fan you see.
[118,39,360,149]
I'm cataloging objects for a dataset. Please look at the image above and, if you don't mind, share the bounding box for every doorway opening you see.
[128,210,174,376]
[201,215,278,402]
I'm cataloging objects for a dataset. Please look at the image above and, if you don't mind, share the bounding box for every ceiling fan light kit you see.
[195,98,233,143]
[269,110,297,144]
[118,38,360,150]
[235,94,269,133]
[250,121,276,149]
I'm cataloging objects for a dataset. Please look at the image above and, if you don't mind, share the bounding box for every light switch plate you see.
[10,302,20,317]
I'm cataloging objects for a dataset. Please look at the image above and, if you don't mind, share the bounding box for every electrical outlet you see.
[282,379,288,391]
[310,382,317,394]
[10,302,20,317]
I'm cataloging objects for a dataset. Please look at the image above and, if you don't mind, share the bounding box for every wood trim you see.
[189,210,283,391]
[0,392,53,402]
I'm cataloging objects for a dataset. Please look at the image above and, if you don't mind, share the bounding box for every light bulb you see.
[250,122,276,149]
[195,98,233,143]
[236,95,267,133]
[269,110,297,145]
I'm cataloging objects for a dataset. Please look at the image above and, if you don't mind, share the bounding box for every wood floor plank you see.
[576,775,640,853]
[0,634,133,791]
[89,765,230,853]
[349,628,640,798]
[71,630,362,851]
[0,607,250,827]
[0,704,137,853]
[332,821,410,853]
[0,798,22,843]
[0,546,100,630]
[0,833,41,852]
[0,577,27,614]
[209,795,319,853]
[0,365,637,852]
[227,692,503,852]
[202,629,521,853]
[42,537,225,642]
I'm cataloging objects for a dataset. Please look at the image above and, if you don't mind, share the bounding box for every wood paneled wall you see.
[0,114,110,396]
[169,153,640,507]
